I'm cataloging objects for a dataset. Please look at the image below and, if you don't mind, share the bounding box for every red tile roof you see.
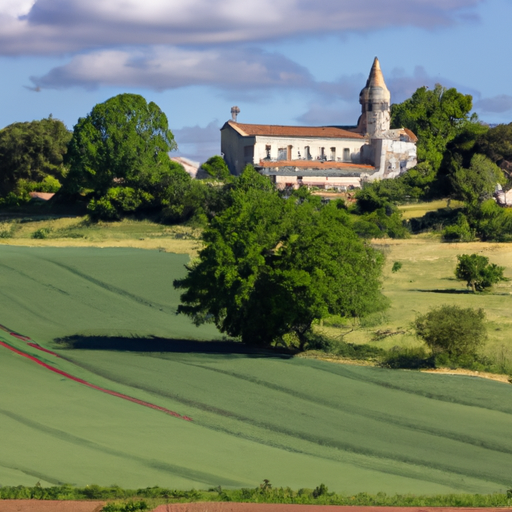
[258,160,373,170]
[225,121,364,140]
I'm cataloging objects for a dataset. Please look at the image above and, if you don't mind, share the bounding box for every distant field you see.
[0,245,512,494]
[0,217,201,255]
[320,238,512,364]
[397,200,464,220]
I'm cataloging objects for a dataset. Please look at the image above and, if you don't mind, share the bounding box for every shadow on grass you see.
[412,288,472,294]
[54,334,294,359]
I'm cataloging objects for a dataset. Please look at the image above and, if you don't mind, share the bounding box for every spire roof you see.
[367,57,386,89]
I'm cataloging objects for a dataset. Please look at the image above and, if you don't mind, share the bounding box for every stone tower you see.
[357,57,391,137]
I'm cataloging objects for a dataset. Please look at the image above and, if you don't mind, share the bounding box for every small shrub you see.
[31,227,52,239]
[382,346,434,369]
[391,261,402,273]
[414,305,487,358]
[442,213,475,242]
[312,484,329,498]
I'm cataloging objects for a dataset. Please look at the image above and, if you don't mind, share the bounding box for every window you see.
[320,147,326,160]
[305,146,311,160]
[277,148,287,160]
[265,145,271,159]
[330,147,336,160]
[343,148,350,161]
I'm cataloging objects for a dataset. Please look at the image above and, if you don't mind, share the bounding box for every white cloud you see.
[0,0,35,18]
[31,47,314,91]
[0,0,483,55]
[173,121,221,164]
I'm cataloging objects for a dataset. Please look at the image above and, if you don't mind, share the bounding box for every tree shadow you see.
[53,334,294,359]
[412,288,472,294]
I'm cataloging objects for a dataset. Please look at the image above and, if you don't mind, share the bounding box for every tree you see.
[200,156,232,182]
[0,116,71,203]
[174,166,387,349]
[391,84,477,173]
[414,305,487,358]
[455,253,506,293]
[62,94,187,219]
[450,154,505,205]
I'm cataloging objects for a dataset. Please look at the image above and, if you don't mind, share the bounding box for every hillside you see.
[0,245,511,494]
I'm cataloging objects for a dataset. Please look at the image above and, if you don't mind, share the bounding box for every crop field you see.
[0,243,512,494]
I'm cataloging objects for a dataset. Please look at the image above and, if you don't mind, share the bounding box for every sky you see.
[1,0,511,164]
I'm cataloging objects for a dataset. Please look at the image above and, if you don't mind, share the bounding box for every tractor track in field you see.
[40,259,174,313]
[0,325,192,423]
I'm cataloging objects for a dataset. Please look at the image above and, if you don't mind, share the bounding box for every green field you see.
[1,244,512,494]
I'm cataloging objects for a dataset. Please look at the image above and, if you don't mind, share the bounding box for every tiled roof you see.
[224,121,364,140]
[403,128,418,143]
[258,160,373,170]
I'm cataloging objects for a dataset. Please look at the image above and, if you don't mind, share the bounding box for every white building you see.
[220,58,417,190]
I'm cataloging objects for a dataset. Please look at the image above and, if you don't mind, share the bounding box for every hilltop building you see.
[220,58,417,189]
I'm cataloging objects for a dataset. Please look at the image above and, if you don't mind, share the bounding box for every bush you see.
[414,305,487,358]
[442,213,475,242]
[31,227,52,239]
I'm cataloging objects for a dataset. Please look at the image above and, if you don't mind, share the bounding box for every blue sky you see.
[1,0,511,163]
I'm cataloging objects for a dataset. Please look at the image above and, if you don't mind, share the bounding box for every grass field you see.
[1,243,512,494]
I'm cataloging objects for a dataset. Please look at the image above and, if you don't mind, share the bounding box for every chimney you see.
[231,106,240,122]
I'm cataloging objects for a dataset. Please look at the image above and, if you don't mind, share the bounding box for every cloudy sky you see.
[1,0,511,163]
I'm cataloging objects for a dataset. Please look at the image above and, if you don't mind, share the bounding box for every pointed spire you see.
[368,57,386,89]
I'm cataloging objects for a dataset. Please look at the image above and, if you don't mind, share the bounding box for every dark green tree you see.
[450,154,505,205]
[174,166,387,349]
[414,305,487,358]
[62,94,188,219]
[455,253,506,293]
[476,122,512,170]
[391,84,477,173]
[0,116,71,203]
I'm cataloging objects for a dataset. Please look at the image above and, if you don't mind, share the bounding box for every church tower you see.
[357,57,391,137]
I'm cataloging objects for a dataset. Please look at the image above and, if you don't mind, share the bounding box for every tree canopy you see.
[174,166,387,349]
[414,305,487,358]
[62,93,188,219]
[391,84,478,172]
[455,253,506,293]
[0,116,71,204]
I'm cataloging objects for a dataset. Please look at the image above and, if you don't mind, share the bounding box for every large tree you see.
[62,93,188,219]
[391,84,478,172]
[0,116,71,201]
[174,166,387,349]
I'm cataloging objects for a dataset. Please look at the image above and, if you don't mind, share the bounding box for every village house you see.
[220,58,417,190]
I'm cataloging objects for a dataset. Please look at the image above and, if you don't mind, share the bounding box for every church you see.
[220,58,417,190]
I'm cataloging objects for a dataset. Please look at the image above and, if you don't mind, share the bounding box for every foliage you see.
[441,212,475,242]
[1,485,511,507]
[353,207,410,239]
[414,305,487,357]
[476,122,512,169]
[455,253,506,292]
[31,227,52,239]
[175,166,387,349]
[450,154,505,205]
[200,155,233,182]
[391,84,477,173]
[391,261,402,273]
[0,116,70,204]
[62,94,188,220]
[102,501,148,512]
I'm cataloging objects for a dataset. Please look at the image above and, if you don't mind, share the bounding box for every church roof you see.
[223,121,364,140]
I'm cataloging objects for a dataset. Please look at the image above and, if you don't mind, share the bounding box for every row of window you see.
[264,145,352,162]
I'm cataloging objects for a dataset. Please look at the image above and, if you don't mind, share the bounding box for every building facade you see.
[220,58,417,190]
